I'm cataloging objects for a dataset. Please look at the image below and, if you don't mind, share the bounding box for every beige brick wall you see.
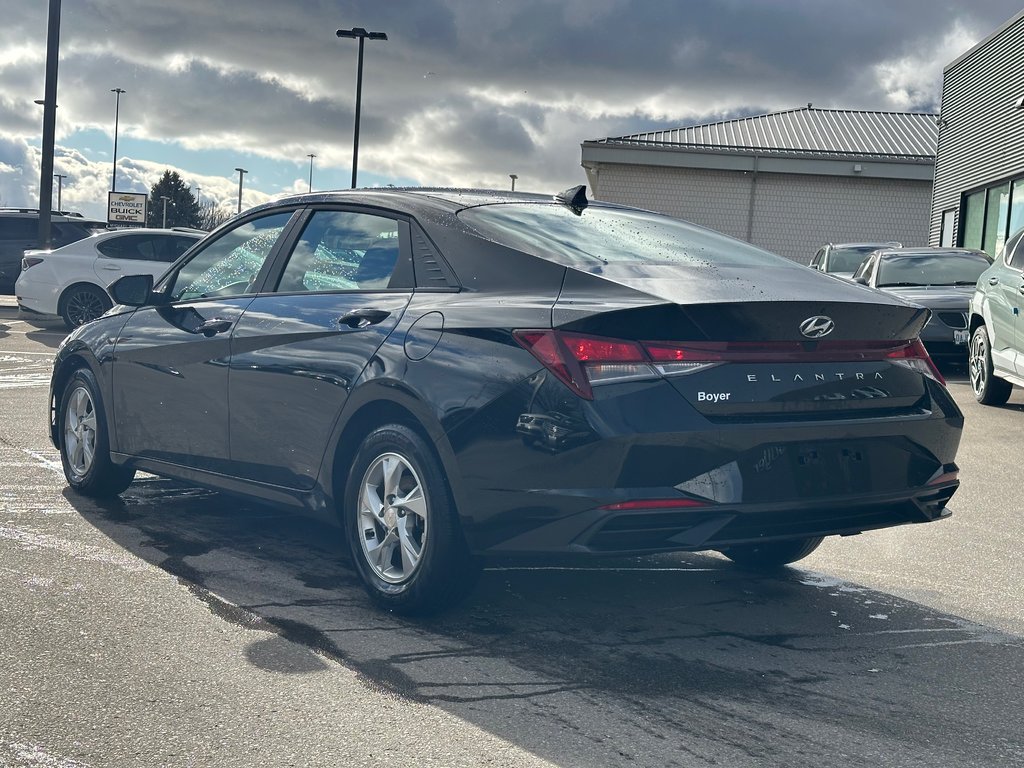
[592,164,932,262]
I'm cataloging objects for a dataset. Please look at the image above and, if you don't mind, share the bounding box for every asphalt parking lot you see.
[1,296,1021,768]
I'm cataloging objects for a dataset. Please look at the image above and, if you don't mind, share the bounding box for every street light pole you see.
[336,27,387,189]
[307,153,316,193]
[234,167,248,214]
[509,174,518,192]
[38,0,62,250]
[161,195,170,228]
[111,88,125,192]
[54,173,66,211]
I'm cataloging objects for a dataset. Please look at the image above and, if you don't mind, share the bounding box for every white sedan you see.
[15,227,203,329]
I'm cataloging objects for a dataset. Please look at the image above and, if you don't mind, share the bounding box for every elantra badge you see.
[800,315,834,339]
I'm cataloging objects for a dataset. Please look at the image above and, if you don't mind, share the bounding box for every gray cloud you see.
[1,0,1021,206]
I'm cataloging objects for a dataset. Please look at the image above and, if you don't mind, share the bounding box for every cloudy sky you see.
[1,0,1022,221]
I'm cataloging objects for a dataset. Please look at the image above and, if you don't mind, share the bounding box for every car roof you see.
[873,247,989,260]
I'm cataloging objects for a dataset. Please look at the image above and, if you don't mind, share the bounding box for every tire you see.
[719,536,823,569]
[58,368,135,497]
[969,325,1012,406]
[61,284,112,330]
[345,423,478,614]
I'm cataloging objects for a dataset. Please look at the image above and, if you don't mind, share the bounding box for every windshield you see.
[876,253,990,287]
[458,203,799,269]
[827,246,882,273]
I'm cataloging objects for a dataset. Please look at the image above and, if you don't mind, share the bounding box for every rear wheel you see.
[58,368,135,496]
[345,424,478,614]
[61,284,112,330]
[719,536,823,569]
[969,325,1012,406]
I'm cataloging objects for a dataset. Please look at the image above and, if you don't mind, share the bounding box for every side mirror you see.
[853,276,868,285]
[110,273,154,307]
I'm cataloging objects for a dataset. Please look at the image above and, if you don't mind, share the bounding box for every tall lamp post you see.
[335,27,387,189]
[54,173,66,211]
[234,167,248,214]
[307,153,316,193]
[160,195,170,228]
[509,174,517,192]
[110,87,125,192]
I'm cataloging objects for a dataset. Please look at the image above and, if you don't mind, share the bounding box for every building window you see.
[1010,179,1024,240]
[940,209,956,247]
[983,182,1011,257]
[961,190,985,250]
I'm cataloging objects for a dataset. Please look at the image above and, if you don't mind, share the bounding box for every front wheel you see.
[969,325,1012,406]
[59,368,135,496]
[345,424,478,614]
[61,284,112,330]
[719,536,823,569]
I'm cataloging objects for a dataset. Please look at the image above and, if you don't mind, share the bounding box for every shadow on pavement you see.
[65,477,1023,768]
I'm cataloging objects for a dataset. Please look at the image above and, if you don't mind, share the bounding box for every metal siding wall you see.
[931,15,1024,247]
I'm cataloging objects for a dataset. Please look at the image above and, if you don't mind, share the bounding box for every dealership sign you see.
[107,192,147,225]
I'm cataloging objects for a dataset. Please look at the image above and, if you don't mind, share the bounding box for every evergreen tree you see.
[146,170,201,228]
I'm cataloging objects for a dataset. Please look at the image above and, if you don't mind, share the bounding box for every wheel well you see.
[58,282,111,315]
[330,400,434,503]
[49,354,90,445]
[969,313,985,334]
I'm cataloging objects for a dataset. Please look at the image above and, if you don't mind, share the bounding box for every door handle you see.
[337,308,391,328]
[989,276,1000,285]
[194,318,233,337]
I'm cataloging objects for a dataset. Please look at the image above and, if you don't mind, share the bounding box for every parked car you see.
[968,228,1024,404]
[48,188,963,614]
[16,227,203,329]
[810,241,902,280]
[0,208,109,293]
[852,247,991,366]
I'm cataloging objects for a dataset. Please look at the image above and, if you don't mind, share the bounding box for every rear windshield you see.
[877,253,991,287]
[458,203,796,269]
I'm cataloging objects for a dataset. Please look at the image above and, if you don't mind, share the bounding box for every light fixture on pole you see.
[509,174,518,192]
[160,195,170,228]
[195,185,202,203]
[53,173,66,212]
[307,153,316,193]
[234,167,248,214]
[335,26,387,189]
[110,87,126,192]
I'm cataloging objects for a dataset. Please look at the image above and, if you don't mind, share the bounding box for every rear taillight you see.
[514,331,947,399]
[885,339,945,385]
[21,256,44,270]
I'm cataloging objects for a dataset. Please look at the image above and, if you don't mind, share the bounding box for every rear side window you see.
[0,218,38,240]
[458,204,797,269]
[97,234,198,262]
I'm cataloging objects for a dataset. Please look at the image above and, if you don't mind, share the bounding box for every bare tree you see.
[196,200,233,232]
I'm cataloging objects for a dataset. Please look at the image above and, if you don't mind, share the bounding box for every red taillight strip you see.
[598,498,710,511]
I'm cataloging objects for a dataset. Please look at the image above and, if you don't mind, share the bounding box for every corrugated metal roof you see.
[599,107,938,160]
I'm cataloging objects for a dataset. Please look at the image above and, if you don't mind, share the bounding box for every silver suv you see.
[810,241,902,281]
[0,209,108,293]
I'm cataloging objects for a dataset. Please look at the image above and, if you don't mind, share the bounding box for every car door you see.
[982,230,1024,374]
[111,211,298,473]
[94,233,198,286]
[227,208,414,489]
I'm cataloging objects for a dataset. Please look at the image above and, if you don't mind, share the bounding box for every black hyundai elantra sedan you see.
[49,187,963,613]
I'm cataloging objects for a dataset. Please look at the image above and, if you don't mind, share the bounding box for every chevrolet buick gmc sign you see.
[107,192,147,225]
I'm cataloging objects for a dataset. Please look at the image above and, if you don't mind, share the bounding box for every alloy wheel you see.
[357,452,428,584]
[969,331,987,396]
[64,385,97,480]
[65,289,108,327]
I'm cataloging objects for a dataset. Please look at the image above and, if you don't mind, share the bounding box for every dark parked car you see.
[852,247,991,365]
[968,228,1024,405]
[810,241,902,281]
[0,208,108,293]
[49,188,963,613]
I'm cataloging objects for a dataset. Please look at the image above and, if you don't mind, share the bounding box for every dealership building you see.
[580,106,937,262]
[929,9,1024,256]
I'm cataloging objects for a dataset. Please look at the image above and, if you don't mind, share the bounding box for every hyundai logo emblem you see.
[800,315,835,338]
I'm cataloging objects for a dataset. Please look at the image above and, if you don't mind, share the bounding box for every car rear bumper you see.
[447,373,963,555]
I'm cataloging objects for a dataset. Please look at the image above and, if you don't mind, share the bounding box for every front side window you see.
[1006,230,1024,270]
[165,211,293,302]
[276,210,402,293]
